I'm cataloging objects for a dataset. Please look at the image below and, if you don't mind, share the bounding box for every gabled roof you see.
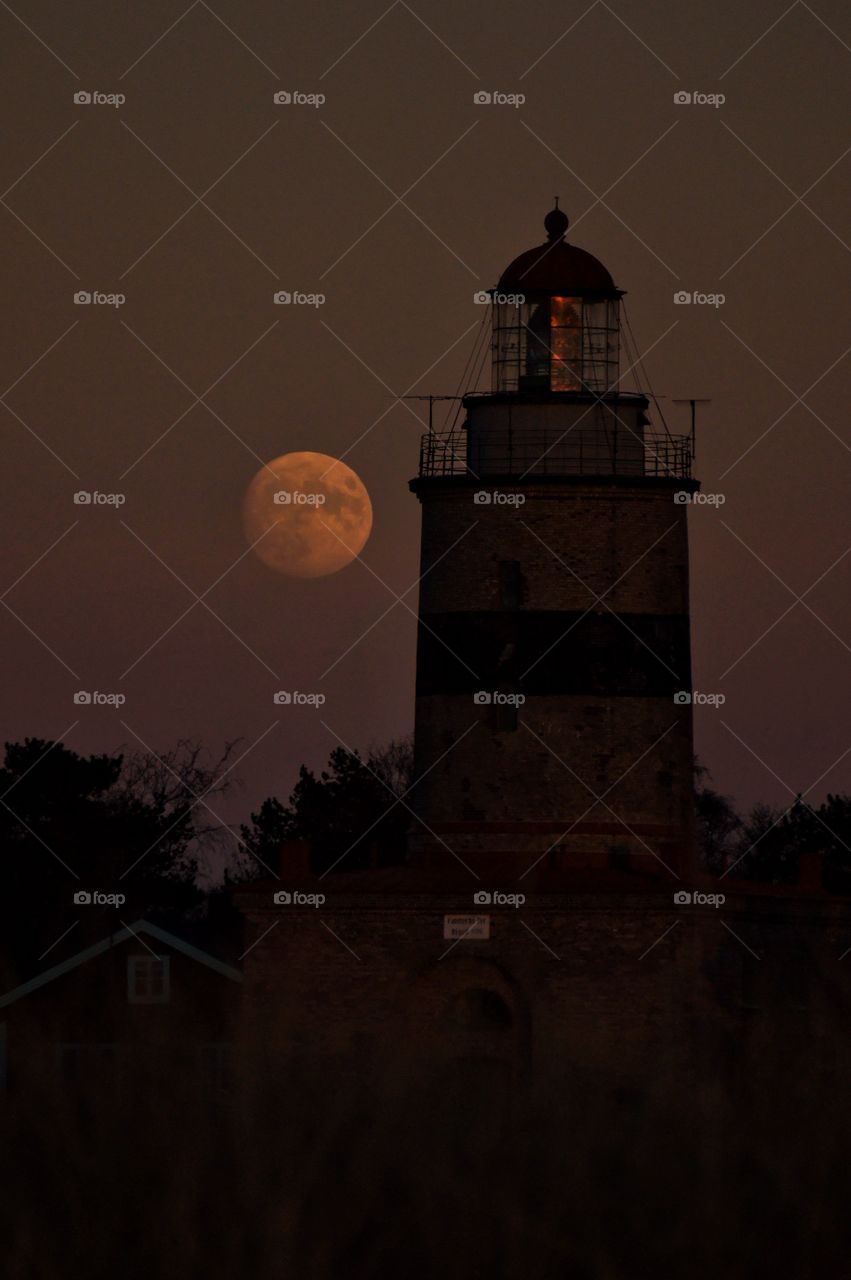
[0,919,241,1010]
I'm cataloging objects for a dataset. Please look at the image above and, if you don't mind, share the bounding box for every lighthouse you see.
[408,204,699,880]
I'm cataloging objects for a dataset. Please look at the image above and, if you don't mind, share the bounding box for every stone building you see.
[236,211,851,1104]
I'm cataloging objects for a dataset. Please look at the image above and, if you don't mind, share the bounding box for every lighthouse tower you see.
[408,205,699,880]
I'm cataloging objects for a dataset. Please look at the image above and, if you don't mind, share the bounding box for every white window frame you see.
[127,954,170,1004]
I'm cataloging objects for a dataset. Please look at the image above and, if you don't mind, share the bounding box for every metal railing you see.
[418,431,693,479]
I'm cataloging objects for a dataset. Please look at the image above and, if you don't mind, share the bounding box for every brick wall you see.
[238,883,851,1089]
[409,476,696,869]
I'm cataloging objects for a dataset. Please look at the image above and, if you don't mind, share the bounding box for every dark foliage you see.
[695,761,851,888]
[0,738,240,980]
[240,737,414,875]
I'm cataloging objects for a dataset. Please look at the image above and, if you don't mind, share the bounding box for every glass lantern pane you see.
[550,296,582,390]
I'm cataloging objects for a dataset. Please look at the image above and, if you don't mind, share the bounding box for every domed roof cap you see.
[498,201,617,294]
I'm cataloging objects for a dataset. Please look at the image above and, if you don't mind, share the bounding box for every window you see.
[450,988,514,1031]
[494,297,619,395]
[127,955,170,1004]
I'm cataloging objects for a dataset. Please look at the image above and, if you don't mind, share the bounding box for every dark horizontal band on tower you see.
[415,610,691,697]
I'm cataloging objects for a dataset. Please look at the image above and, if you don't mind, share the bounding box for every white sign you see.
[443,914,490,940]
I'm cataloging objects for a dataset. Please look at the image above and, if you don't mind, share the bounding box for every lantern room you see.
[491,202,622,395]
[415,203,694,482]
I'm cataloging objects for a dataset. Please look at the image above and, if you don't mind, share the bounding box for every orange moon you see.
[243,452,373,578]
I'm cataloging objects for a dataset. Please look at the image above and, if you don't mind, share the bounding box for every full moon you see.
[243,452,373,578]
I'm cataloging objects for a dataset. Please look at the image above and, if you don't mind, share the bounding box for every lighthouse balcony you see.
[418,426,692,481]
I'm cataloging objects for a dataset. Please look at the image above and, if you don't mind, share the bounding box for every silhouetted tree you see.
[694,763,851,888]
[0,737,240,980]
[818,793,851,891]
[728,794,851,887]
[240,737,414,875]
[232,796,291,878]
[694,763,743,873]
[367,736,415,798]
[734,801,805,884]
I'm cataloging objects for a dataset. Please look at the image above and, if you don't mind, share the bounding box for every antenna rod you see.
[401,395,463,435]
[673,398,711,464]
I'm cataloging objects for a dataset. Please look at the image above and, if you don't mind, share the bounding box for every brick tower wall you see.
[409,475,697,873]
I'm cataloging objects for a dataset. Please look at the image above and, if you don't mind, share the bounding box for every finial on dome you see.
[544,198,569,242]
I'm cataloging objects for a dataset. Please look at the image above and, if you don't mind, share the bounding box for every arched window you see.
[450,987,514,1031]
